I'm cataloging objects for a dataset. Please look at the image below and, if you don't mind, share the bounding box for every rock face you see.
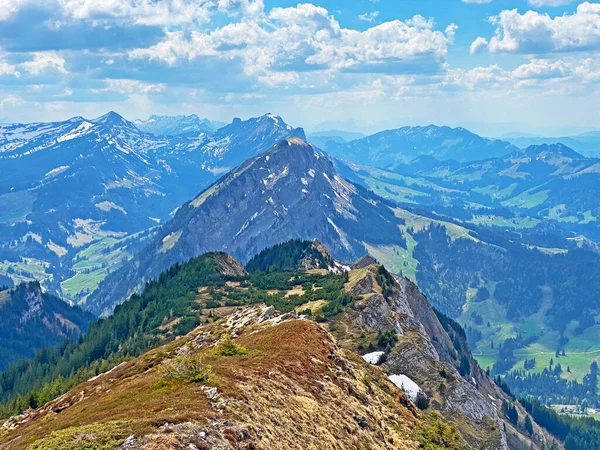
[89,138,405,315]
[335,263,553,449]
[0,283,92,370]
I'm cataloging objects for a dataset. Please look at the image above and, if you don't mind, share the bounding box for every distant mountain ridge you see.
[322,124,518,167]
[410,143,600,236]
[0,111,304,302]
[134,114,218,137]
[504,133,600,158]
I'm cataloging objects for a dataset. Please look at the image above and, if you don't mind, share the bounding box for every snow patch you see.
[44,165,70,178]
[56,121,94,143]
[388,374,422,401]
[361,351,385,365]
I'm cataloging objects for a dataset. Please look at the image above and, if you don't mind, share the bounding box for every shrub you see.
[415,391,430,410]
[27,421,130,450]
[377,330,398,348]
[213,335,248,357]
[415,413,463,450]
[159,354,213,383]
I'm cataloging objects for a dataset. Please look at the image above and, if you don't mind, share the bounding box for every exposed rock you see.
[339,264,510,450]
[214,253,247,277]
[351,255,379,270]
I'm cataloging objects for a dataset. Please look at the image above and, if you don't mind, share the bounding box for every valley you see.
[1,112,599,449]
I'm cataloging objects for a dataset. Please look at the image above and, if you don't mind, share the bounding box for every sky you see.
[0,0,600,136]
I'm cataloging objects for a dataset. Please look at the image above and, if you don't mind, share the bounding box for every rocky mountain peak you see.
[88,139,405,314]
[93,111,128,126]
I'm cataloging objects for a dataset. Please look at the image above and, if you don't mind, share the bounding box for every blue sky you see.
[0,0,599,136]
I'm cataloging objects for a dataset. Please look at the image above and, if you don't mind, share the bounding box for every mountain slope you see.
[0,311,446,450]
[0,283,92,370]
[322,125,517,167]
[0,243,552,449]
[88,137,405,315]
[0,112,302,303]
[337,142,600,240]
[410,144,600,239]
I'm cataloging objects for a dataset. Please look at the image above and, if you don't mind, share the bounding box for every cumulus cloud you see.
[21,51,68,75]
[358,11,379,22]
[478,3,600,54]
[0,0,31,21]
[512,59,569,79]
[0,54,20,77]
[1,0,264,27]
[130,4,457,83]
[57,0,214,26]
[92,79,165,94]
[446,57,600,93]
[470,37,489,55]
[0,95,24,109]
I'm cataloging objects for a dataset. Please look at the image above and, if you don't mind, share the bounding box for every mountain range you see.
[0,112,304,303]
[134,114,225,137]
[322,125,518,168]
[77,131,600,414]
[1,111,600,448]
[504,133,600,159]
[0,282,92,370]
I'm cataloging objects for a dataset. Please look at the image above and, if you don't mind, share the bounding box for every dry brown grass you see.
[2,317,427,450]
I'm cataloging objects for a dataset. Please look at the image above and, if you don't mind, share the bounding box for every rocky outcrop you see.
[351,255,379,270]
[214,253,247,277]
[340,264,515,449]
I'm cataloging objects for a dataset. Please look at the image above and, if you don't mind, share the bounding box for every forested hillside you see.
[0,283,92,371]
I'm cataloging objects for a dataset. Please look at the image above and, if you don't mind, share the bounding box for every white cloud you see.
[446,57,600,93]
[0,95,24,109]
[470,37,489,55]
[512,59,569,79]
[0,0,32,21]
[21,52,68,75]
[58,0,215,26]
[0,56,20,77]
[358,11,379,22]
[478,3,600,54]
[131,4,456,84]
[93,79,165,94]
[217,0,264,16]
[528,0,575,6]
[574,58,600,81]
